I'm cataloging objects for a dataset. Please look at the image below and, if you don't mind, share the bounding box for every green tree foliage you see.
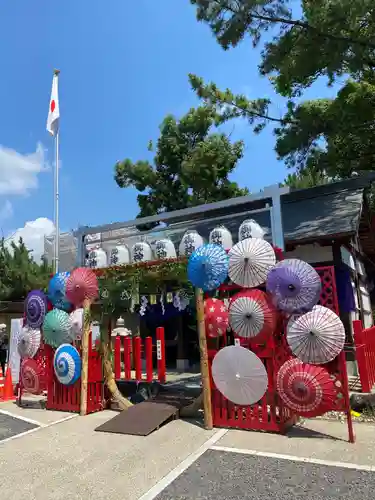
[114,106,248,220]
[0,238,52,301]
[189,1,375,181]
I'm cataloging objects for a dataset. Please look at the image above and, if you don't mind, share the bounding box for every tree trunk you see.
[99,318,132,410]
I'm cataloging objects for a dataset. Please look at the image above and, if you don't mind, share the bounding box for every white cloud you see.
[0,142,48,196]
[0,201,13,222]
[6,217,55,262]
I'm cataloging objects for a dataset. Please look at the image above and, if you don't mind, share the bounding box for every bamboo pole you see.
[195,288,213,430]
[80,299,91,416]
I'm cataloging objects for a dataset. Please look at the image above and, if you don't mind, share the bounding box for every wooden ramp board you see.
[95,401,179,436]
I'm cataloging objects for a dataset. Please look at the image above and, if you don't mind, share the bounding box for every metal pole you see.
[54,129,60,273]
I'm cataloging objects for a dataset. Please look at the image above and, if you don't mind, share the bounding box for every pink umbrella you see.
[66,267,99,307]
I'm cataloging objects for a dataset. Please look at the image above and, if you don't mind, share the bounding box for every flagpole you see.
[53,69,60,274]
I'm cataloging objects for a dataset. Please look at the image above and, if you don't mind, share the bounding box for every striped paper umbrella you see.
[276,358,337,417]
[43,309,73,348]
[228,238,276,288]
[66,268,99,307]
[212,345,268,406]
[187,244,229,291]
[266,259,321,314]
[204,298,229,338]
[229,290,277,342]
[20,358,43,395]
[25,290,47,329]
[286,305,345,364]
[53,344,82,386]
[17,326,41,359]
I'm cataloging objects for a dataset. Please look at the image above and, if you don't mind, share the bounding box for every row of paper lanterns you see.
[86,219,265,269]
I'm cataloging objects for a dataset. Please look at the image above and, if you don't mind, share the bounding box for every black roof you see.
[164,181,367,246]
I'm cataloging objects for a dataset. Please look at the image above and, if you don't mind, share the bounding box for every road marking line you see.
[0,414,78,445]
[0,409,46,427]
[138,428,228,500]
[210,445,375,472]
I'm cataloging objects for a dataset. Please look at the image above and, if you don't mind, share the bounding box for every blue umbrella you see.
[187,244,229,291]
[48,272,73,311]
[53,343,81,386]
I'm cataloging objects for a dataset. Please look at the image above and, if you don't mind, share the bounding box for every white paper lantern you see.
[131,241,153,263]
[108,245,130,266]
[238,219,265,241]
[87,247,107,268]
[209,226,233,250]
[179,231,204,257]
[155,239,177,260]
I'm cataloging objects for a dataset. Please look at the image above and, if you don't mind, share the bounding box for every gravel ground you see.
[155,449,375,500]
[0,413,38,441]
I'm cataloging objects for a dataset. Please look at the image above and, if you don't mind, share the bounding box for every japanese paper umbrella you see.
[286,305,345,364]
[212,345,268,406]
[204,298,229,337]
[276,358,337,417]
[70,308,84,341]
[66,267,99,307]
[20,358,43,395]
[25,290,47,329]
[48,272,73,312]
[17,325,41,358]
[228,238,276,288]
[54,344,82,386]
[43,309,73,348]
[229,290,277,341]
[266,259,321,314]
[187,244,229,291]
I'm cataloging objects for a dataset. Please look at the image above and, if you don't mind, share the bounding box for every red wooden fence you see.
[207,266,355,442]
[45,333,104,414]
[113,327,166,383]
[353,320,375,393]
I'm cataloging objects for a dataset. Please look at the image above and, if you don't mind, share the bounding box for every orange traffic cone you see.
[0,376,4,399]
[2,367,15,401]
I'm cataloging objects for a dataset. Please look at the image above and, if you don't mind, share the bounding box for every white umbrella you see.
[211,345,268,405]
[17,326,41,359]
[287,305,345,364]
[70,308,84,341]
[228,237,276,287]
[229,290,277,341]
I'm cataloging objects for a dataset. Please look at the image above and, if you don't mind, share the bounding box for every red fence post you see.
[156,327,166,384]
[114,336,121,380]
[145,337,153,382]
[124,337,132,379]
[133,337,142,380]
[353,320,371,393]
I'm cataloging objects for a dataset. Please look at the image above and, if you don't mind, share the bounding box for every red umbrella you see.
[204,298,229,338]
[276,358,337,417]
[20,358,43,395]
[66,267,99,307]
[229,290,277,342]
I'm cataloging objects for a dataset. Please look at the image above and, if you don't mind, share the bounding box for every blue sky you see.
[0,1,340,256]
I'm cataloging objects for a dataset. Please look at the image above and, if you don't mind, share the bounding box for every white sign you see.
[9,318,23,384]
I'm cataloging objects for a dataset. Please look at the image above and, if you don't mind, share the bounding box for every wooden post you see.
[195,288,213,430]
[80,299,91,416]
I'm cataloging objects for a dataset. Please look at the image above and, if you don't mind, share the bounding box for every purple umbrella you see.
[25,290,48,329]
[266,259,321,314]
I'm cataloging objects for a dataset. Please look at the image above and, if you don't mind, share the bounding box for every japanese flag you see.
[46,72,60,136]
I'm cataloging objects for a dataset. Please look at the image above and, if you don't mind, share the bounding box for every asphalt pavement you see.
[155,449,375,500]
[0,413,38,441]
